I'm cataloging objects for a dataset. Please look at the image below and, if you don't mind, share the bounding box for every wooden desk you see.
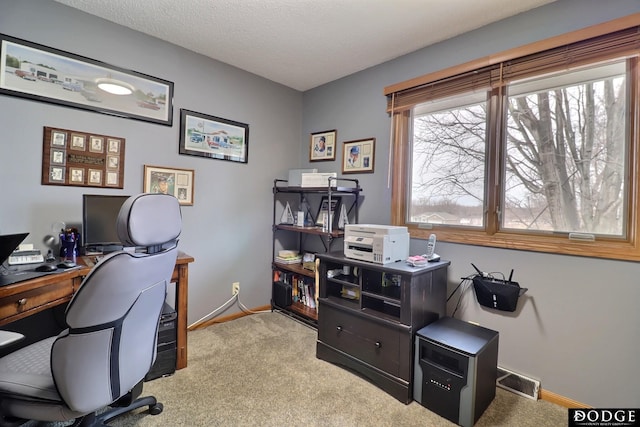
[0,251,194,370]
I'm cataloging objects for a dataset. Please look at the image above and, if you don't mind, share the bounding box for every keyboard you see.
[7,250,44,265]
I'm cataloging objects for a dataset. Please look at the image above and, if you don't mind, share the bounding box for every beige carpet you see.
[103,312,568,426]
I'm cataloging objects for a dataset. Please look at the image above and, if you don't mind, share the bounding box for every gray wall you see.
[0,1,302,328]
[302,0,640,407]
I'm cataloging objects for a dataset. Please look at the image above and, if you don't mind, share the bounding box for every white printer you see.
[344,224,410,264]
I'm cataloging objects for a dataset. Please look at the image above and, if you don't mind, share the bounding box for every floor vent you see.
[497,366,540,400]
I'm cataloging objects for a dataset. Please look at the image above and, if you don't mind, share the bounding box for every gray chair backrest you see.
[50,194,181,414]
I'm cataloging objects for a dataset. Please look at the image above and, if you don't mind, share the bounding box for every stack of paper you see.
[276,250,302,264]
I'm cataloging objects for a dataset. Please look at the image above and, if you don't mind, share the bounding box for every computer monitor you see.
[82,194,130,253]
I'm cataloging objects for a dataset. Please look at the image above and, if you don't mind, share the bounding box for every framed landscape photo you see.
[343,138,375,174]
[0,33,174,126]
[143,165,195,206]
[179,109,249,164]
[310,129,336,161]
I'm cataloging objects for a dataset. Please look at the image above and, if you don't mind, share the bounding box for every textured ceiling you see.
[53,0,556,91]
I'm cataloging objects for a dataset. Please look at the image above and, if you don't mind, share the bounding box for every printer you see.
[344,224,410,264]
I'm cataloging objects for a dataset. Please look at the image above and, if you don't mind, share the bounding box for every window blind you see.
[386,19,640,113]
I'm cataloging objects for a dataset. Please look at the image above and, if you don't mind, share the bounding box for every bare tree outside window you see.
[504,66,627,236]
[409,61,628,237]
[411,101,487,227]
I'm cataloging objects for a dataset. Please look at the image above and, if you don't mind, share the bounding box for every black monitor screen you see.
[82,194,130,250]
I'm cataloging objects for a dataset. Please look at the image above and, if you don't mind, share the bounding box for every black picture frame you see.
[315,196,342,229]
[179,109,249,164]
[0,33,174,126]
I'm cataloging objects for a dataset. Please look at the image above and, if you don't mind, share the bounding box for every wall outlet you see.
[232,282,240,296]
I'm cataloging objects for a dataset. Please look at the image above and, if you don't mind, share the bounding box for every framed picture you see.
[89,136,104,153]
[315,196,342,229]
[41,127,125,189]
[70,134,86,151]
[49,166,65,183]
[310,130,336,161]
[107,155,119,170]
[106,171,119,187]
[50,148,66,165]
[69,167,84,184]
[343,138,376,174]
[143,165,195,206]
[51,130,66,147]
[88,169,102,186]
[179,109,249,164]
[0,33,174,126]
[107,138,121,154]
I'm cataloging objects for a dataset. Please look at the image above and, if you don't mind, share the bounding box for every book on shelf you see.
[274,270,316,310]
[276,249,302,265]
[275,255,303,264]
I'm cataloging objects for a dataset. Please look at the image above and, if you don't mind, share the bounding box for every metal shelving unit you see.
[271,177,361,325]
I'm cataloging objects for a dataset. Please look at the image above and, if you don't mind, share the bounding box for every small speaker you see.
[273,280,292,308]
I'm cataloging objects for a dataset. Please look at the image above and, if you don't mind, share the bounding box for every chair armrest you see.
[0,331,25,348]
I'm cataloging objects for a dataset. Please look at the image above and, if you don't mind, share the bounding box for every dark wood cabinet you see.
[316,251,449,403]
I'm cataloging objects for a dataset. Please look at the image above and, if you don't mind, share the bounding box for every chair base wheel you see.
[149,402,163,415]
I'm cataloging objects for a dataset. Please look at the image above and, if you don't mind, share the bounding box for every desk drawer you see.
[0,279,74,320]
[318,303,405,378]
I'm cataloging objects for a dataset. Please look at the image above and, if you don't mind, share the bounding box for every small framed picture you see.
[50,148,66,165]
[342,138,375,174]
[106,171,119,187]
[49,166,65,183]
[310,130,336,161]
[107,138,121,154]
[143,165,195,206]
[69,167,84,184]
[107,155,119,170]
[89,136,104,153]
[88,169,102,185]
[51,130,66,147]
[71,134,86,151]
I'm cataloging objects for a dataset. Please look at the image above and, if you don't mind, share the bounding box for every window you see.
[386,17,640,261]
[411,92,488,228]
[504,62,628,237]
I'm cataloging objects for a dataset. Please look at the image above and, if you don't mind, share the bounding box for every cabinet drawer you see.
[0,280,73,320]
[318,303,407,377]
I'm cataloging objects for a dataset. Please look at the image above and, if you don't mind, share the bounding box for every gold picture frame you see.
[143,165,195,206]
[310,129,336,161]
[342,138,375,174]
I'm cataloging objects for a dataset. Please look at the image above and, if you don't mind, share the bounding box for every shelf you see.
[275,224,344,238]
[327,274,357,286]
[273,177,361,196]
[274,185,360,194]
[361,290,401,304]
[273,262,314,278]
[288,301,318,321]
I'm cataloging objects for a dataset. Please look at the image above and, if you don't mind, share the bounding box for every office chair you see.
[0,193,182,427]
